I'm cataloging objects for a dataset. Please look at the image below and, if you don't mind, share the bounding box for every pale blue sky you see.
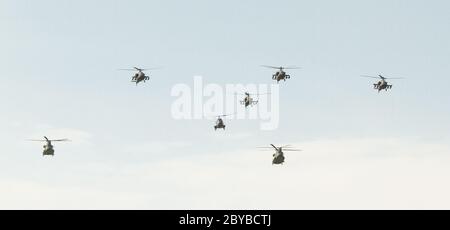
[0,0,449,209]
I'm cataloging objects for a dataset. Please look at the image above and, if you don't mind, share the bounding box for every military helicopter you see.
[261,65,300,83]
[213,114,234,131]
[119,67,160,85]
[258,144,301,165]
[27,136,70,156]
[236,92,270,108]
[361,75,404,92]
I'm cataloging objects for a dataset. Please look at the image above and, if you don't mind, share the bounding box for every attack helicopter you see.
[361,75,404,92]
[119,67,160,85]
[261,65,300,83]
[258,144,301,165]
[213,114,234,131]
[236,92,270,108]
[27,136,70,156]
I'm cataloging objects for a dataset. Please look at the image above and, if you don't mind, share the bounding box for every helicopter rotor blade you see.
[136,67,163,71]
[361,75,404,80]
[283,66,301,70]
[270,144,279,151]
[261,65,281,69]
[206,113,236,119]
[219,113,236,117]
[236,92,271,96]
[50,139,71,142]
[118,67,162,71]
[250,93,271,96]
[261,65,300,70]
[360,75,381,79]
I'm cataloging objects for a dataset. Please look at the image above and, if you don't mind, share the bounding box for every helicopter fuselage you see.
[132,71,150,85]
[43,142,55,156]
[242,95,254,107]
[273,70,290,83]
[214,118,226,130]
[373,80,392,92]
[272,150,285,165]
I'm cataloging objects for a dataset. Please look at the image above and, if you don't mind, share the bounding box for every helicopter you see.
[236,92,270,108]
[119,67,160,85]
[213,114,234,131]
[361,75,404,92]
[27,136,70,156]
[258,144,301,165]
[262,65,300,83]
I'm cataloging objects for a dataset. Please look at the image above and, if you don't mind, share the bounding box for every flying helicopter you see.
[119,67,160,85]
[236,92,270,108]
[261,65,300,83]
[258,144,301,165]
[361,75,404,92]
[27,136,70,156]
[212,114,234,131]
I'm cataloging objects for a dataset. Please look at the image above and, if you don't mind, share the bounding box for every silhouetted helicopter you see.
[236,92,270,108]
[262,65,300,83]
[119,67,161,85]
[213,114,234,131]
[361,75,404,92]
[27,136,70,156]
[258,144,301,165]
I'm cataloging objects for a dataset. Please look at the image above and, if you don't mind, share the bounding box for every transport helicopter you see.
[119,67,160,85]
[258,144,301,165]
[27,136,70,156]
[360,75,404,92]
[261,65,300,83]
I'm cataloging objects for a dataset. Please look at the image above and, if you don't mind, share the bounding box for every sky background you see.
[0,0,449,209]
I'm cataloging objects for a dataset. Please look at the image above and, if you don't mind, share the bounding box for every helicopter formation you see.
[27,64,404,165]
